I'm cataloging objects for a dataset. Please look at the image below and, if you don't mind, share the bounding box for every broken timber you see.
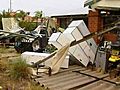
[32,24,119,67]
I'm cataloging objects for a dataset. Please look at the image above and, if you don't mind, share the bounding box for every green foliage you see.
[19,21,37,31]
[9,58,31,80]
[0,10,44,30]
[46,44,57,53]
[15,10,28,20]
[34,11,43,18]
[1,10,11,18]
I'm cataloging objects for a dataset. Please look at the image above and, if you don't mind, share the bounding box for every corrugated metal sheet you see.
[84,0,100,7]
[84,0,120,10]
[74,69,109,79]
[34,65,120,90]
[104,77,120,85]
[35,66,96,90]
[91,0,120,10]
[77,80,120,90]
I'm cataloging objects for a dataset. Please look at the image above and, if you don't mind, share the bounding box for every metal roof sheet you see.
[92,0,120,10]
[85,0,120,10]
[34,65,120,90]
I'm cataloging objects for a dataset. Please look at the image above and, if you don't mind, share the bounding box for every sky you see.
[0,0,89,16]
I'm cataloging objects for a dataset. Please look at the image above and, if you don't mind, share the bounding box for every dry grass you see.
[9,58,31,80]
[0,60,9,72]
[0,74,45,90]
[0,47,14,53]
[0,47,46,90]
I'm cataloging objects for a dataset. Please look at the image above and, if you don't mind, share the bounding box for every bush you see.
[9,58,31,80]
[19,21,37,31]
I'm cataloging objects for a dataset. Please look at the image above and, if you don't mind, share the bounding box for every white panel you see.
[68,20,97,52]
[50,42,62,50]
[63,26,83,55]
[80,41,95,63]
[63,27,83,42]
[48,20,98,67]
[48,32,70,49]
[86,38,97,54]
[72,45,89,66]
[68,20,97,54]
[69,45,77,55]
[63,25,90,66]
[48,32,76,57]
[68,20,90,36]
[21,52,48,65]
[95,50,107,72]
[63,27,75,42]
[48,32,60,42]
[48,32,62,49]
[68,20,84,28]
[21,52,69,68]
[57,33,70,46]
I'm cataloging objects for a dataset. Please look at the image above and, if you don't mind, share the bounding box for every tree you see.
[34,11,43,19]
[19,21,37,31]
[34,11,43,25]
[1,10,11,18]
[15,10,28,21]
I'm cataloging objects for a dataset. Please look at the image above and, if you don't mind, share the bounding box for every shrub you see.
[19,21,37,31]
[9,58,31,80]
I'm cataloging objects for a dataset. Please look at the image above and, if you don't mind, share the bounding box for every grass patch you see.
[0,47,8,53]
[0,60,9,72]
[9,58,31,80]
[0,47,15,53]
[0,47,46,90]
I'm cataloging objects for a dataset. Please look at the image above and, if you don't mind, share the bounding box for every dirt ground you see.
[0,47,46,90]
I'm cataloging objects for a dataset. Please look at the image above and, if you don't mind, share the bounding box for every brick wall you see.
[88,10,103,44]
[104,33,117,43]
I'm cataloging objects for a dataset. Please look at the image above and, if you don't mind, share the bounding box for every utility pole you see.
[9,0,12,12]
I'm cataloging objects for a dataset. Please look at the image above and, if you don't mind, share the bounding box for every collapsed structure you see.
[49,20,97,66]
[22,20,120,75]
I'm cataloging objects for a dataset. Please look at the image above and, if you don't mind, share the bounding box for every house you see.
[49,4,89,29]
[51,14,88,29]
[84,0,120,44]
[24,16,33,22]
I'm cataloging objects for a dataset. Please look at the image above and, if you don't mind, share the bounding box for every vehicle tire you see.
[14,40,23,53]
[32,39,41,52]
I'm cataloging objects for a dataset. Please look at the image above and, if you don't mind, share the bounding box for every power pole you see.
[9,0,12,12]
